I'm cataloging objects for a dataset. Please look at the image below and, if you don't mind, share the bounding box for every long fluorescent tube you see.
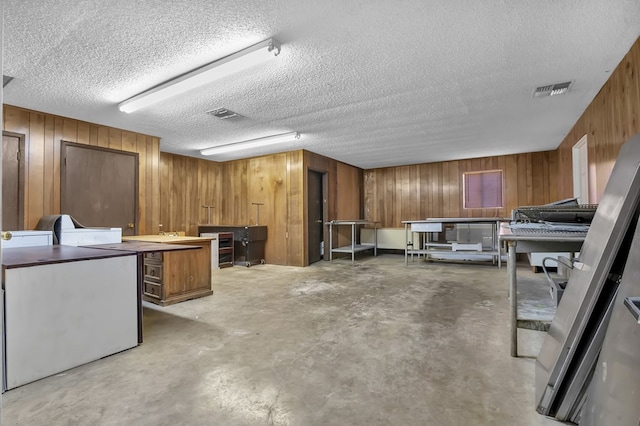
[118,38,281,113]
[200,132,300,156]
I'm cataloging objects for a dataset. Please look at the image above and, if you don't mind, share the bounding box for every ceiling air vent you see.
[533,81,572,98]
[3,75,14,87]
[205,108,242,120]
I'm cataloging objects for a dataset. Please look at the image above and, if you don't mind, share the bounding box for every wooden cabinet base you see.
[143,288,213,306]
[123,235,215,307]
[142,244,213,306]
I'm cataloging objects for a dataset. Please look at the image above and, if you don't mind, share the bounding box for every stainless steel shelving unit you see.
[326,220,378,262]
[402,218,507,267]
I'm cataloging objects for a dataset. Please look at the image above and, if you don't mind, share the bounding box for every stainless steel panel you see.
[554,276,619,420]
[535,134,640,416]
[581,223,640,426]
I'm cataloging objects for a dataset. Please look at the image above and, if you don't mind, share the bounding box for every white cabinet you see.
[59,228,122,246]
[3,250,137,390]
[1,230,52,248]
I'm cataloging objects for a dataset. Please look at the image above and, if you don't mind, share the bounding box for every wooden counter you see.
[122,235,215,306]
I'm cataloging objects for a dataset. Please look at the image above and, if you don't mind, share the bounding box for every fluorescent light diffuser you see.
[200,132,300,156]
[118,38,281,113]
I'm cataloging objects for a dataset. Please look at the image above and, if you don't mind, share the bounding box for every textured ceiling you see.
[4,1,640,169]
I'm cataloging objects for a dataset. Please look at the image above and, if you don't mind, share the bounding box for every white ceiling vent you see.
[206,108,242,120]
[533,81,573,98]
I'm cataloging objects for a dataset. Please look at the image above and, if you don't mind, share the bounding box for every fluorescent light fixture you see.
[118,38,281,113]
[200,132,300,156]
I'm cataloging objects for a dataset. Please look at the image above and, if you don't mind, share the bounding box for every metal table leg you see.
[508,240,518,357]
[496,221,502,269]
[351,223,356,263]
[373,223,377,256]
[329,222,333,261]
[405,223,409,265]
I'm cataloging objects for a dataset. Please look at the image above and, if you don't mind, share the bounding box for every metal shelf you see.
[331,243,376,254]
[326,220,378,263]
[402,218,507,267]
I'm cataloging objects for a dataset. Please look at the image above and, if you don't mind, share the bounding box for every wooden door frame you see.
[2,131,26,230]
[572,134,589,204]
[60,141,139,234]
[305,167,329,265]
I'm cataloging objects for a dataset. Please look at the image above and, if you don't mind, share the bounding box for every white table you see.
[326,220,378,262]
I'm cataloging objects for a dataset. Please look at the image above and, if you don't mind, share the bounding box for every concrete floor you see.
[3,254,562,426]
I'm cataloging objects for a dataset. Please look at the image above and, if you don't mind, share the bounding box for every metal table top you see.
[402,217,508,224]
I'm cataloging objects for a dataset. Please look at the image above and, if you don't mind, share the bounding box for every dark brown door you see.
[61,142,138,235]
[2,133,25,230]
[308,170,324,264]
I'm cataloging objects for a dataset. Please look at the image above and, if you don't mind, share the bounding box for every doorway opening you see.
[572,135,589,204]
[307,170,327,264]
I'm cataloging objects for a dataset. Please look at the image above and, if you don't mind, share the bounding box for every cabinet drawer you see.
[144,251,163,262]
[144,263,163,282]
[143,281,162,299]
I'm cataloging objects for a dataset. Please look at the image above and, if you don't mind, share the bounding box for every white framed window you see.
[463,170,504,209]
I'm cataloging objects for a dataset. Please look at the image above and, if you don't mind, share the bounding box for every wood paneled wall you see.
[159,154,222,236]
[2,105,161,233]
[303,151,363,220]
[364,151,559,228]
[556,37,640,201]
[160,150,304,266]
[160,151,302,266]
[160,150,363,266]
[242,152,302,266]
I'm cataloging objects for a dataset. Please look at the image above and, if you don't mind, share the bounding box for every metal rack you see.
[402,218,507,267]
[198,225,267,267]
[326,220,378,262]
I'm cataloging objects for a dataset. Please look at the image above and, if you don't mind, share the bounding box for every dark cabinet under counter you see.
[199,225,267,267]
